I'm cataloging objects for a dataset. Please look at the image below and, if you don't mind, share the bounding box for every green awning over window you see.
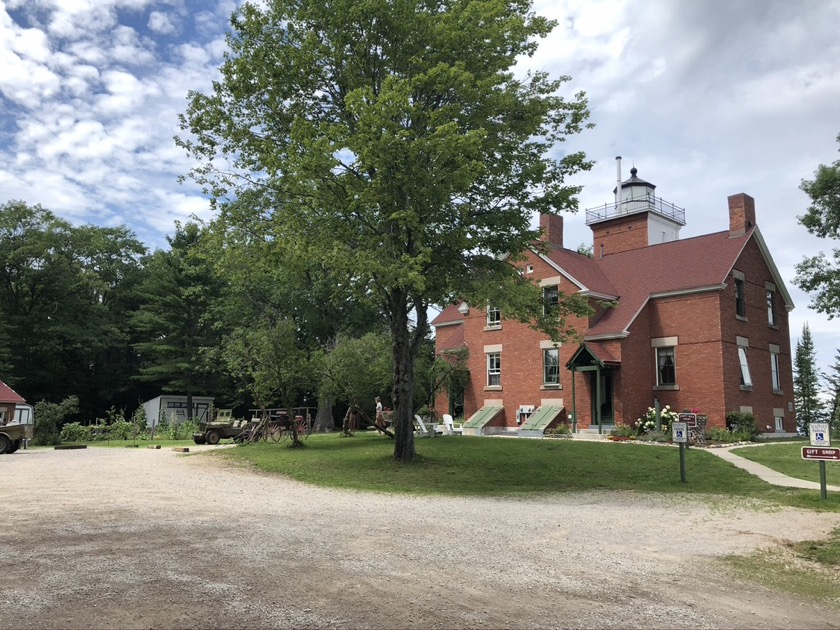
[462,405,504,430]
[519,405,564,433]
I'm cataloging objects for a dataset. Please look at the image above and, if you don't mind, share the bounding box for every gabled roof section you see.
[431,224,794,340]
[586,229,755,337]
[0,380,26,404]
[751,226,795,309]
[538,244,618,297]
[567,342,620,368]
[430,303,463,328]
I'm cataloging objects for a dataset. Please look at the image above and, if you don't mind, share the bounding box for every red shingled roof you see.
[543,246,617,296]
[431,303,463,327]
[430,228,755,339]
[587,229,751,337]
[584,341,620,366]
[0,380,26,404]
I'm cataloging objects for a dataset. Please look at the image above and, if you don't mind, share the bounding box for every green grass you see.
[731,442,840,486]
[725,550,840,609]
[792,527,840,566]
[213,432,840,510]
[724,527,840,610]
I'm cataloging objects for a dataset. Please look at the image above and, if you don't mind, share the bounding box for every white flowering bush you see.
[634,405,680,435]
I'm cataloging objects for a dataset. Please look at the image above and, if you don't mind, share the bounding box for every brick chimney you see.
[728,193,756,237]
[539,213,563,247]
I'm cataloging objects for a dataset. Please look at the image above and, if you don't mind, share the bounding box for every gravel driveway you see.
[1,446,839,629]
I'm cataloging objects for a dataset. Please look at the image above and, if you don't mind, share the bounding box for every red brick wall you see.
[434,250,590,428]
[433,233,796,434]
[645,293,727,427]
[592,214,650,256]
[719,238,796,432]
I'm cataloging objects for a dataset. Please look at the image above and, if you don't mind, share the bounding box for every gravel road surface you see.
[1,446,839,629]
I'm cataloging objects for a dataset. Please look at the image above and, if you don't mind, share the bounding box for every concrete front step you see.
[571,429,613,441]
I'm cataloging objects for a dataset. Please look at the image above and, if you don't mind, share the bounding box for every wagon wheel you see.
[268,422,283,443]
[296,417,311,440]
[279,425,291,442]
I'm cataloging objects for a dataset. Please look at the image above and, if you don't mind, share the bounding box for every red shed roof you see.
[0,380,26,404]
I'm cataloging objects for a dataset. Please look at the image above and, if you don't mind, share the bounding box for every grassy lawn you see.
[213,432,840,511]
[731,442,840,487]
[725,527,840,609]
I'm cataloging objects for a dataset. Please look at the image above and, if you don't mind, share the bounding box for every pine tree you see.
[793,322,823,434]
[824,348,840,438]
[132,222,225,419]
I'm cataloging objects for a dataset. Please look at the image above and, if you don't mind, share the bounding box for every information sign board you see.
[809,423,831,447]
[672,422,688,444]
[801,447,840,462]
[677,413,697,428]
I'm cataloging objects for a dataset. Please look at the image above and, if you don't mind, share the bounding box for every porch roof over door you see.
[566,342,621,370]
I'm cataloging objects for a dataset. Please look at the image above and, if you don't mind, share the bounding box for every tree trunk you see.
[389,291,416,462]
[313,392,334,432]
[341,406,351,436]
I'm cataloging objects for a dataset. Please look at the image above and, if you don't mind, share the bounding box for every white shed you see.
[141,395,214,429]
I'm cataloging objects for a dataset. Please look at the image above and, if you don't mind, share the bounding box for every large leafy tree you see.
[201,202,389,430]
[321,332,394,433]
[179,0,593,461]
[0,201,147,417]
[796,133,840,315]
[223,319,318,447]
[793,322,823,434]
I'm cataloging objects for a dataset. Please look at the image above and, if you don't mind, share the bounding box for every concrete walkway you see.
[706,444,840,492]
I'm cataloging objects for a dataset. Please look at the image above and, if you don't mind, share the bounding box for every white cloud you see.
[148,10,177,35]
[108,25,157,65]
[1,0,840,368]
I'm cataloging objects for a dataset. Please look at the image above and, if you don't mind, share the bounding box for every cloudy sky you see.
[1,0,839,370]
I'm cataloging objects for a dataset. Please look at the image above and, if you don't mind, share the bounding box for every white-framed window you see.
[770,348,781,392]
[737,337,752,388]
[543,348,559,385]
[734,271,746,318]
[543,285,559,314]
[651,337,678,389]
[487,352,501,386]
[766,285,777,326]
[486,306,501,328]
[656,347,676,386]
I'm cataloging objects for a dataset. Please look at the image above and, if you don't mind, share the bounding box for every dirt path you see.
[1,446,839,629]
